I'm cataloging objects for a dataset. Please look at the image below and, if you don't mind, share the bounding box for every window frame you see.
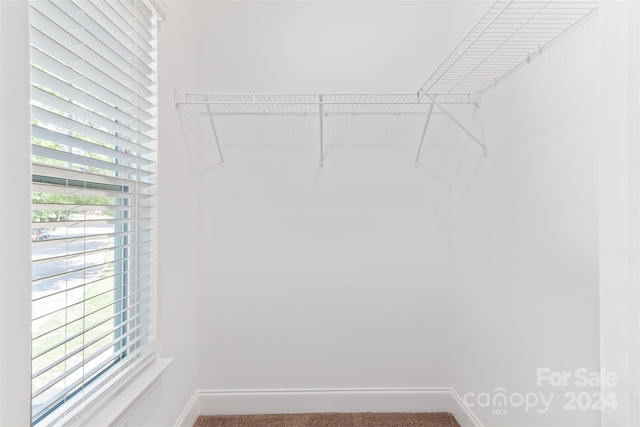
[29,1,160,424]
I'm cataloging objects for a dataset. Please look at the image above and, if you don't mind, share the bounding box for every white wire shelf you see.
[419,0,598,96]
[177,93,475,115]
[176,91,485,166]
[176,0,598,164]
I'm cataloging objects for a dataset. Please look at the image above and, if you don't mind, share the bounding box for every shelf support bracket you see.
[319,94,324,167]
[205,104,225,166]
[423,92,487,157]
[415,103,435,164]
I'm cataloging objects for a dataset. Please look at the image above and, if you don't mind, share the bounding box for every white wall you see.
[599,2,640,426]
[188,0,459,399]
[0,1,33,425]
[196,116,453,391]
[450,9,602,427]
[191,1,457,94]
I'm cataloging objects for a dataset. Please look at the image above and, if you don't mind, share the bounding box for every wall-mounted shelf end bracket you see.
[414,102,435,165]
[174,89,186,107]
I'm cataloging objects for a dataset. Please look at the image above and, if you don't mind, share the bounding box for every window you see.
[30,0,158,424]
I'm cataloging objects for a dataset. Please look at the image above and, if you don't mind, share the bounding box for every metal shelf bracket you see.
[205,104,225,167]
[319,94,324,167]
[423,92,487,156]
[415,103,435,164]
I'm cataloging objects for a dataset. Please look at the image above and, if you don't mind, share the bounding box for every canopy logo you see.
[461,368,619,416]
[462,388,553,416]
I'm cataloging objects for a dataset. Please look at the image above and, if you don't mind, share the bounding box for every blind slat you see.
[32,328,148,401]
[31,163,154,187]
[32,242,140,267]
[90,0,155,48]
[32,202,136,211]
[31,87,154,145]
[32,267,156,308]
[30,46,154,121]
[31,68,154,133]
[31,258,157,311]
[32,249,137,283]
[32,144,153,178]
[30,6,155,95]
[32,106,153,155]
[68,0,155,75]
[33,125,154,160]
[31,268,156,324]
[32,299,152,377]
[32,344,150,421]
[30,28,152,108]
[30,220,154,236]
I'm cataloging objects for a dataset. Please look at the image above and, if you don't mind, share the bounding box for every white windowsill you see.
[74,358,173,427]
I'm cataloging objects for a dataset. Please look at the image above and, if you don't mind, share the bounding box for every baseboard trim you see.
[174,390,200,427]
[450,388,485,427]
[175,387,481,427]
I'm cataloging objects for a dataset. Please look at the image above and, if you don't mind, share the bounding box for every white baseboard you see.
[174,391,200,427]
[450,388,485,427]
[175,387,482,427]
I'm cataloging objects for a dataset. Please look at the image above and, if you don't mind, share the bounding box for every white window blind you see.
[29,0,158,424]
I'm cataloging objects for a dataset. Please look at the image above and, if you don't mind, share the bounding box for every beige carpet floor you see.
[193,412,460,427]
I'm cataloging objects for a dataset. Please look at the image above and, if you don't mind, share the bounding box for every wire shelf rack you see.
[419,0,598,96]
[176,0,598,163]
[178,93,474,115]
